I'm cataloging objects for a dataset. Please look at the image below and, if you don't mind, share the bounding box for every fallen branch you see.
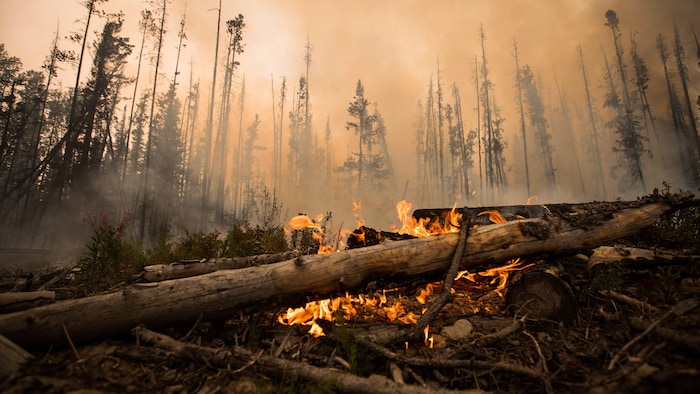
[599,289,661,315]
[357,335,545,382]
[132,325,479,394]
[608,298,699,370]
[0,333,32,378]
[469,315,526,348]
[0,196,692,349]
[587,246,691,270]
[629,316,700,354]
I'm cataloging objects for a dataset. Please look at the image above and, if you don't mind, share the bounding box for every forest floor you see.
[1,207,700,393]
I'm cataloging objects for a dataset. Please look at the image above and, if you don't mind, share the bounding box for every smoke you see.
[0,0,698,248]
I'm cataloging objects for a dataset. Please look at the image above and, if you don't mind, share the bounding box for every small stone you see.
[440,319,474,341]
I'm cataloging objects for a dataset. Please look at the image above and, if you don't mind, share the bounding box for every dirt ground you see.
[1,209,700,393]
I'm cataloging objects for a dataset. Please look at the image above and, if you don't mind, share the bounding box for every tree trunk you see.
[0,195,693,349]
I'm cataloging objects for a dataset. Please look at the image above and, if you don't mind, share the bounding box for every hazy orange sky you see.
[1,0,698,215]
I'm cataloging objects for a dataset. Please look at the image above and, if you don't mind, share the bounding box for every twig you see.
[181,312,203,342]
[231,349,264,374]
[608,298,698,370]
[469,315,526,347]
[62,323,81,361]
[524,331,553,394]
[358,335,545,382]
[629,316,700,354]
[599,289,661,315]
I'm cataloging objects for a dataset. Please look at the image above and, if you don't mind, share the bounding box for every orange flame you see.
[286,213,336,254]
[396,200,462,237]
[477,210,507,224]
[280,200,541,338]
[278,290,424,337]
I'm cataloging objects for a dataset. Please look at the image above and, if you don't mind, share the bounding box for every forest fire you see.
[396,200,462,236]
[278,200,536,338]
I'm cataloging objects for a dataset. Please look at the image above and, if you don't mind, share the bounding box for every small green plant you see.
[171,229,224,260]
[653,265,681,302]
[76,210,147,294]
[223,225,288,257]
[247,312,262,348]
[333,310,374,376]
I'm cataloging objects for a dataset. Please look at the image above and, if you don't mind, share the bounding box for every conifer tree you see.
[604,9,647,193]
[520,65,556,191]
[657,34,698,184]
[479,26,507,201]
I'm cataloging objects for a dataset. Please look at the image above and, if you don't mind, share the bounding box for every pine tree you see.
[479,26,507,201]
[520,65,556,191]
[630,33,664,167]
[604,9,647,193]
[657,33,698,184]
[673,23,700,172]
[214,14,245,224]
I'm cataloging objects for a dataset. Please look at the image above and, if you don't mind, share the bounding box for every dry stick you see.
[181,312,204,342]
[373,217,471,345]
[524,331,553,394]
[132,325,475,394]
[62,322,81,361]
[599,289,661,315]
[469,315,526,348]
[358,336,543,381]
[629,316,700,353]
[607,298,699,370]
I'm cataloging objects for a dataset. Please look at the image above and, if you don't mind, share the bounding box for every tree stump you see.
[505,264,578,324]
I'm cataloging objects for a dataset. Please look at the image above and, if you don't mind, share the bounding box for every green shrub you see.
[223,225,288,257]
[75,210,147,294]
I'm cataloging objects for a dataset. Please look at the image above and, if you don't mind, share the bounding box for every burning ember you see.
[277,290,420,337]
[279,200,537,338]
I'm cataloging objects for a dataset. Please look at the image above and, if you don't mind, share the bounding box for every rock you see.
[440,319,474,341]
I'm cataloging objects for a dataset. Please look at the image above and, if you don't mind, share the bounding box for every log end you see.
[505,270,578,324]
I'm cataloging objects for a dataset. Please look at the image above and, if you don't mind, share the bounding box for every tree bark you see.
[0,195,693,349]
[135,251,299,282]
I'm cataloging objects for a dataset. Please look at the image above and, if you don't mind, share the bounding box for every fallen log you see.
[0,290,55,313]
[587,245,694,270]
[135,251,299,282]
[0,194,694,349]
[0,333,32,378]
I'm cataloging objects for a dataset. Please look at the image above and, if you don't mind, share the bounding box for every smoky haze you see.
[0,0,698,249]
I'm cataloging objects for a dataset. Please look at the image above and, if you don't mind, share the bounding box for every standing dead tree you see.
[577,44,608,200]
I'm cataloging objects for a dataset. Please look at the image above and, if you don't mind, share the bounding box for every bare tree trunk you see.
[578,45,608,200]
[200,0,222,229]
[138,0,167,242]
[513,40,531,197]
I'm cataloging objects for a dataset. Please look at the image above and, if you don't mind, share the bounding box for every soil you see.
[1,207,699,393]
